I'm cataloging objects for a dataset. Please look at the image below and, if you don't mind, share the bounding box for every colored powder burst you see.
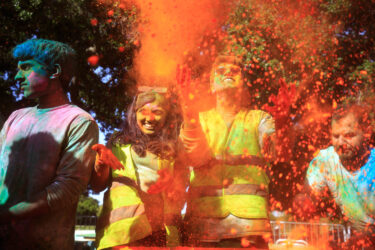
[94,0,375,246]
[88,55,100,66]
[132,0,229,86]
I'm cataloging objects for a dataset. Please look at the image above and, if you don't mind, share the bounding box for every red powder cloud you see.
[132,0,228,87]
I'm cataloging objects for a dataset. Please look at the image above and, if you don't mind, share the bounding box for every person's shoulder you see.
[111,143,131,160]
[54,104,97,129]
[319,146,335,156]
[0,107,35,132]
[11,106,35,116]
[365,148,375,165]
[112,143,131,150]
[5,106,35,122]
[58,105,98,135]
[243,109,273,122]
[62,104,95,121]
[306,147,334,179]
[244,109,270,116]
[311,146,336,164]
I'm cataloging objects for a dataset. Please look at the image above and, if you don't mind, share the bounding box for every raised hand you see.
[92,144,124,174]
[263,78,296,162]
[263,78,296,125]
[176,64,191,104]
[176,64,200,121]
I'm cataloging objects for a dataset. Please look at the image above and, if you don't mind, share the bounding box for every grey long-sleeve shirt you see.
[0,104,98,249]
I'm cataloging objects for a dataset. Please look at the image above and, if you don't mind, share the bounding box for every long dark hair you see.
[109,90,181,159]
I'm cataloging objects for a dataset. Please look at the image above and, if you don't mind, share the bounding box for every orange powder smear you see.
[133,0,227,86]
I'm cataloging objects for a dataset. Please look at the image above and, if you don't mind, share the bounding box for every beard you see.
[337,144,369,170]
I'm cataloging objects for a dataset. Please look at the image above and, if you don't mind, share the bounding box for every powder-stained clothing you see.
[180,108,275,242]
[307,146,375,231]
[96,144,185,249]
[0,104,98,249]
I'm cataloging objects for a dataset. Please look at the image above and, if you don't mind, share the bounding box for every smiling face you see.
[332,112,368,164]
[211,62,242,92]
[15,59,51,99]
[136,99,168,135]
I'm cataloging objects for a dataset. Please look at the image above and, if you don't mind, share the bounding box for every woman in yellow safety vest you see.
[90,89,187,249]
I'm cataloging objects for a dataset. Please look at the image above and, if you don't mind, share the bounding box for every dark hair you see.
[109,91,181,159]
[332,102,371,130]
[12,39,76,91]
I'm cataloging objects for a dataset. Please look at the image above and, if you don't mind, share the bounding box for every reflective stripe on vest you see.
[96,213,151,249]
[189,183,268,198]
[96,187,152,249]
[213,155,267,167]
[188,183,268,218]
[97,203,146,230]
[111,176,138,189]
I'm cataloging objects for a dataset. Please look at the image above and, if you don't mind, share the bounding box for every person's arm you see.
[293,154,329,220]
[258,112,294,163]
[293,182,318,221]
[0,191,49,224]
[258,111,276,160]
[179,120,212,168]
[0,113,13,206]
[273,116,294,163]
[176,66,212,167]
[293,181,335,221]
[262,79,295,163]
[45,118,98,212]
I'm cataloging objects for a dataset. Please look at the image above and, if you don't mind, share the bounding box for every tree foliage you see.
[0,0,138,135]
[76,194,99,216]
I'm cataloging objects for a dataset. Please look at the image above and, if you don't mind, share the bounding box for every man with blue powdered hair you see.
[0,39,98,249]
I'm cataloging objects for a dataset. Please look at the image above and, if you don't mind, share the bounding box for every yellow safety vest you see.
[188,109,271,219]
[96,144,178,249]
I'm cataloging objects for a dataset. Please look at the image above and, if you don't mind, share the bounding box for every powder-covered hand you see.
[263,78,296,126]
[92,144,124,175]
[176,65,201,121]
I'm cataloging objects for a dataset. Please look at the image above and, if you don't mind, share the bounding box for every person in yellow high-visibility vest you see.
[90,89,187,249]
[178,55,293,248]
